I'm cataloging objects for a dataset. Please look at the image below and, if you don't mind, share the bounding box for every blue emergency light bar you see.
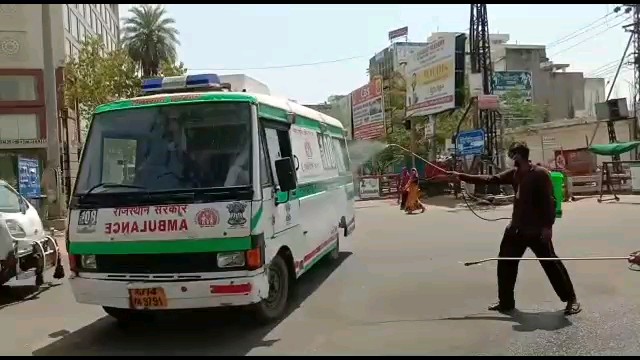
[141,73,223,94]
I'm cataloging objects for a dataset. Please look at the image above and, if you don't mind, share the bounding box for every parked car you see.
[0,179,64,287]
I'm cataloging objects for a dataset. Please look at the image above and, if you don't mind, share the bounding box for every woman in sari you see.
[398,167,410,210]
[404,168,425,214]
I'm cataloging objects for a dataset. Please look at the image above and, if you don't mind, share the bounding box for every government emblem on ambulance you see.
[195,208,219,228]
[227,202,247,228]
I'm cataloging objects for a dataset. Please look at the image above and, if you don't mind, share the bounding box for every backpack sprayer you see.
[383,143,637,270]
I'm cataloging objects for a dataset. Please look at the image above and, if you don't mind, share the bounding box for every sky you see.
[119,4,635,104]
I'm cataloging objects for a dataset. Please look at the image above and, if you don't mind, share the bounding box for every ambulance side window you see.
[262,120,292,186]
[258,127,271,186]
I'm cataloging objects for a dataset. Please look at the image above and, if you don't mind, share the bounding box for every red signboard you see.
[351,77,383,106]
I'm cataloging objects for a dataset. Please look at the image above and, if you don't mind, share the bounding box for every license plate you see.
[129,288,168,309]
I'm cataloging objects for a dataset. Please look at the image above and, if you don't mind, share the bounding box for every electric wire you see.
[547,11,616,49]
[549,16,630,58]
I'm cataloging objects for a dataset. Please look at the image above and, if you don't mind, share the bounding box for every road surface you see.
[3,196,640,355]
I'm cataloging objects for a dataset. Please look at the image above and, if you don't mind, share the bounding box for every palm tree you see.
[121,5,180,77]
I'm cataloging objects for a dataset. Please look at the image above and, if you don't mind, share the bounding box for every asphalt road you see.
[3,196,640,356]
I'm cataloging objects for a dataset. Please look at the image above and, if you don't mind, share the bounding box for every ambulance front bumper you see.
[69,272,269,310]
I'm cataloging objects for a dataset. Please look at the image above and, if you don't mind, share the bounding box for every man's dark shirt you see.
[458,164,556,229]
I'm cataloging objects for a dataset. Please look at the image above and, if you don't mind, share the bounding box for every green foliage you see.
[159,60,188,77]
[121,4,180,77]
[501,89,546,127]
[372,126,411,174]
[64,36,141,123]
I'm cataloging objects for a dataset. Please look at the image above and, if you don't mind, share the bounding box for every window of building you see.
[90,10,94,30]
[0,114,39,140]
[82,3,87,18]
[63,5,69,30]
[70,13,78,38]
[0,76,38,102]
[76,19,83,41]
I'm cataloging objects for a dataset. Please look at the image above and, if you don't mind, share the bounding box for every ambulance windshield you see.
[74,102,252,195]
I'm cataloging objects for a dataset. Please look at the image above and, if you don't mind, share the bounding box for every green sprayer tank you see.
[549,171,565,218]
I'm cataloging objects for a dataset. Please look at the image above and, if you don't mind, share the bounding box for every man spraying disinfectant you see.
[447,141,581,316]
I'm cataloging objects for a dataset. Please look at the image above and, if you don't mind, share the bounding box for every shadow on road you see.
[32,252,352,356]
[0,282,62,310]
[423,195,466,209]
[440,309,572,332]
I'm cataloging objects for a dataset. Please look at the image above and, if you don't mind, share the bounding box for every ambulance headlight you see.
[5,220,26,239]
[217,252,245,268]
[81,255,97,269]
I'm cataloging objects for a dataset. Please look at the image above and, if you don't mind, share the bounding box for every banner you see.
[358,177,380,199]
[17,157,41,199]
[493,71,533,101]
[405,33,457,116]
[351,76,385,140]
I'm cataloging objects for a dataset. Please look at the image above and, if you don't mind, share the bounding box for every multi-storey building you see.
[0,4,119,217]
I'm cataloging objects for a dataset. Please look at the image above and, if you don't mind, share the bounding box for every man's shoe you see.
[488,302,515,313]
[564,299,582,315]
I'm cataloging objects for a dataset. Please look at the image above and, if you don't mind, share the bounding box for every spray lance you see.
[381,143,639,270]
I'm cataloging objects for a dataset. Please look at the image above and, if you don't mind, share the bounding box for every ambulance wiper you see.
[81,183,148,199]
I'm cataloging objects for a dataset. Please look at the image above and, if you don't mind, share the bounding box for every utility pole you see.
[630,4,640,158]
[41,4,62,217]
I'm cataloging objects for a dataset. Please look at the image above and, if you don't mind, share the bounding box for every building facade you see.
[0,4,119,217]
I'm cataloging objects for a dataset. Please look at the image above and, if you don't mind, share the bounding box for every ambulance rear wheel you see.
[253,255,289,325]
[103,306,154,326]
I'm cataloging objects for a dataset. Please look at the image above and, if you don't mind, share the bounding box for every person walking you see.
[447,141,581,315]
[398,167,410,210]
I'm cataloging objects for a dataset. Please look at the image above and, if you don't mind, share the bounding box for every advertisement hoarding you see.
[492,71,533,101]
[393,42,427,70]
[388,26,409,41]
[351,76,385,140]
[405,33,461,117]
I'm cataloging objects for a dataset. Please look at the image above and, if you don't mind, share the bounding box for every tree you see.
[501,89,546,127]
[371,128,411,174]
[64,36,141,127]
[121,4,180,77]
[159,60,187,77]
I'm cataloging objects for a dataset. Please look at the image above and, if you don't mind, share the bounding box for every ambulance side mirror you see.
[274,157,297,193]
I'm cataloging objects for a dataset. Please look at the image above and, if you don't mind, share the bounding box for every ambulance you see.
[66,74,356,324]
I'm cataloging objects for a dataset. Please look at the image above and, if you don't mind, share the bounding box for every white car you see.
[0,180,64,286]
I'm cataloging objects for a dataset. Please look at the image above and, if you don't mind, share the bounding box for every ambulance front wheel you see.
[103,306,154,327]
[252,255,289,325]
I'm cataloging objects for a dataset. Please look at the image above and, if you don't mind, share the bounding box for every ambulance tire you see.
[103,306,154,327]
[253,255,289,325]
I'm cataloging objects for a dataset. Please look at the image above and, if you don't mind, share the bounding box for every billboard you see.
[393,42,427,70]
[351,76,385,140]
[388,26,408,41]
[492,71,533,101]
[405,33,465,117]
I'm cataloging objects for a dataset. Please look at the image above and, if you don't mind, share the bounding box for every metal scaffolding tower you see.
[469,4,502,180]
